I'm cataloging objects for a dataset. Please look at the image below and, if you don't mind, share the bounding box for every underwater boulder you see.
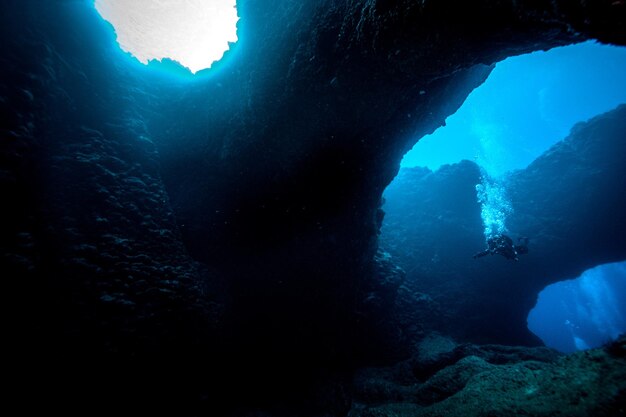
[350,336,626,417]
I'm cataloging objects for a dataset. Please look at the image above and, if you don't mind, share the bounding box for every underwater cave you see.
[2,1,626,416]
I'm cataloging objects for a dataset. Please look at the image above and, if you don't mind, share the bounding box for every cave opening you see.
[380,41,626,348]
[528,261,626,353]
[400,41,626,177]
[94,0,239,74]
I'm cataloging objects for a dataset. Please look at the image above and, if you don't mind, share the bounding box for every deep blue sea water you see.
[388,42,626,353]
[401,41,626,177]
[528,261,626,353]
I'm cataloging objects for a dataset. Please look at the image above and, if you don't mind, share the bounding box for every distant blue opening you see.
[528,261,626,353]
[401,42,626,178]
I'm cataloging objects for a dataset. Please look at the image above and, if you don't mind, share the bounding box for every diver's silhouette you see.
[473,235,529,261]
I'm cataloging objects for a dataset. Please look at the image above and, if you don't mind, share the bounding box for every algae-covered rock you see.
[350,337,626,417]
[414,355,494,406]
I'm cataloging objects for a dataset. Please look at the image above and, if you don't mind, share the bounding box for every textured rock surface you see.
[382,104,626,346]
[0,2,223,413]
[350,335,626,417]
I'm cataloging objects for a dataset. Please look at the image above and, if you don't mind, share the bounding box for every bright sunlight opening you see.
[95,0,239,73]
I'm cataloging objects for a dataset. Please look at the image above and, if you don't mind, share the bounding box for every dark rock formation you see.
[1,0,625,414]
[0,2,223,413]
[350,335,626,417]
[147,0,626,374]
[382,104,626,346]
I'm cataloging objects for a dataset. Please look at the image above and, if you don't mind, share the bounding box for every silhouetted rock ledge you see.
[350,334,626,417]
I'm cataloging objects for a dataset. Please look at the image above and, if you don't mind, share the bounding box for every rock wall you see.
[0,2,222,412]
[146,0,626,372]
[382,104,626,346]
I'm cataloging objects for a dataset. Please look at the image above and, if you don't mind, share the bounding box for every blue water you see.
[401,41,626,177]
[528,261,626,353]
[398,41,626,350]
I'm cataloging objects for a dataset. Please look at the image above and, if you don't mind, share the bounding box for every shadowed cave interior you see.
[2,1,626,416]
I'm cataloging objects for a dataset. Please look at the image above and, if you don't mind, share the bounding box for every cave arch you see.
[528,260,626,353]
[378,40,626,346]
[380,102,626,347]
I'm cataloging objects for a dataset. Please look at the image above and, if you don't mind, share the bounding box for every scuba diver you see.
[473,235,529,261]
